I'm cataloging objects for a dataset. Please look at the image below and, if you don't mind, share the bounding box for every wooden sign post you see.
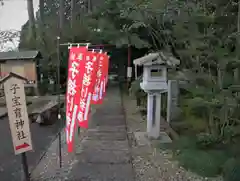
[0,72,33,181]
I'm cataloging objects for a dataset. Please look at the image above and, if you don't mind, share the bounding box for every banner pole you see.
[56,36,62,168]
[59,42,90,46]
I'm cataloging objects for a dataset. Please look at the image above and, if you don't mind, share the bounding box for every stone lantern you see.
[133,52,180,139]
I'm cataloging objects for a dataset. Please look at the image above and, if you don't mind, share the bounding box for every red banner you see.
[77,50,98,128]
[66,47,110,152]
[102,53,109,97]
[91,52,104,104]
[66,47,87,152]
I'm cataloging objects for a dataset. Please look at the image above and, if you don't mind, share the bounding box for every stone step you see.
[94,119,125,126]
[94,110,124,116]
[93,115,125,120]
[88,125,126,133]
[85,131,127,141]
[69,163,135,181]
[81,140,129,151]
[76,149,131,164]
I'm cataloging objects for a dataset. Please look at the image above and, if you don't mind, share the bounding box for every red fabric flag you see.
[97,53,104,104]
[77,50,98,128]
[102,53,109,97]
[66,47,87,152]
[91,52,103,104]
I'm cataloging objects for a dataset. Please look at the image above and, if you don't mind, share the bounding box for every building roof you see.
[0,50,42,61]
[0,72,28,85]
[133,52,180,67]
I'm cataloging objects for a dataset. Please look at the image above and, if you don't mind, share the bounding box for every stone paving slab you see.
[94,110,124,116]
[94,119,126,126]
[76,149,131,164]
[93,115,125,119]
[85,133,127,141]
[69,163,135,181]
[80,140,129,151]
[89,125,126,132]
[87,130,126,138]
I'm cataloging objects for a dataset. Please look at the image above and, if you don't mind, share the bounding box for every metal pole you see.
[59,43,90,46]
[21,153,30,181]
[59,43,114,47]
[57,36,62,168]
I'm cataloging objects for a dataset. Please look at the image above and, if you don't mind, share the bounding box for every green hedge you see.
[166,136,228,177]
[176,149,227,177]
[223,158,240,181]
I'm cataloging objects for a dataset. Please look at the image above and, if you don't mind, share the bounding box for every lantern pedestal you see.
[147,93,161,139]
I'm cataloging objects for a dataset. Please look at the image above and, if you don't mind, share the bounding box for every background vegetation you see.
[2,0,240,180]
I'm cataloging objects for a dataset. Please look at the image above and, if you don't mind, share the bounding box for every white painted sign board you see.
[4,75,33,155]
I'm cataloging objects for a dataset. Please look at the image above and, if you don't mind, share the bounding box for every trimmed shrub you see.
[223,158,240,181]
[175,149,227,177]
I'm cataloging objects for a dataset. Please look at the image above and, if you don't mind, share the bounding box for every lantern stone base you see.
[149,131,172,143]
[134,132,150,146]
[134,131,172,147]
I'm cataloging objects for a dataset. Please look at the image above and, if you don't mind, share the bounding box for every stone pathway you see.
[68,87,135,181]
[31,87,135,181]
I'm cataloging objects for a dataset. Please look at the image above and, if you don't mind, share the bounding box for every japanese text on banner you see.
[98,53,108,103]
[66,47,86,152]
[102,53,109,96]
[78,51,97,128]
[91,52,104,104]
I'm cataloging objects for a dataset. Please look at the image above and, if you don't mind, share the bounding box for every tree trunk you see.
[39,0,44,24]
[71,0,76,29]
[234,0,240,83]
[88,0,92,13]
[39,0,46,48]
[217,67,223,90]
[71,0,76,41]
[27,0,36,44]
[59,0,64,35]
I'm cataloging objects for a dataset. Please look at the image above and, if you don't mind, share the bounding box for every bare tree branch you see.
[0,30,20,51]
[0,30,20,44]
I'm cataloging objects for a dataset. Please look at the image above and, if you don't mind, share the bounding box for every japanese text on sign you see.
[4,75,33,155]
[11,84,27,140]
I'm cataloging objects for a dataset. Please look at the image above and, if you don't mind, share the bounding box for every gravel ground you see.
[30,108,96,181]
[30,128,81,181]
[122,94,223,181]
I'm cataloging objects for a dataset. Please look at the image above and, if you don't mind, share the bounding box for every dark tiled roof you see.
[0,50,42,61]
